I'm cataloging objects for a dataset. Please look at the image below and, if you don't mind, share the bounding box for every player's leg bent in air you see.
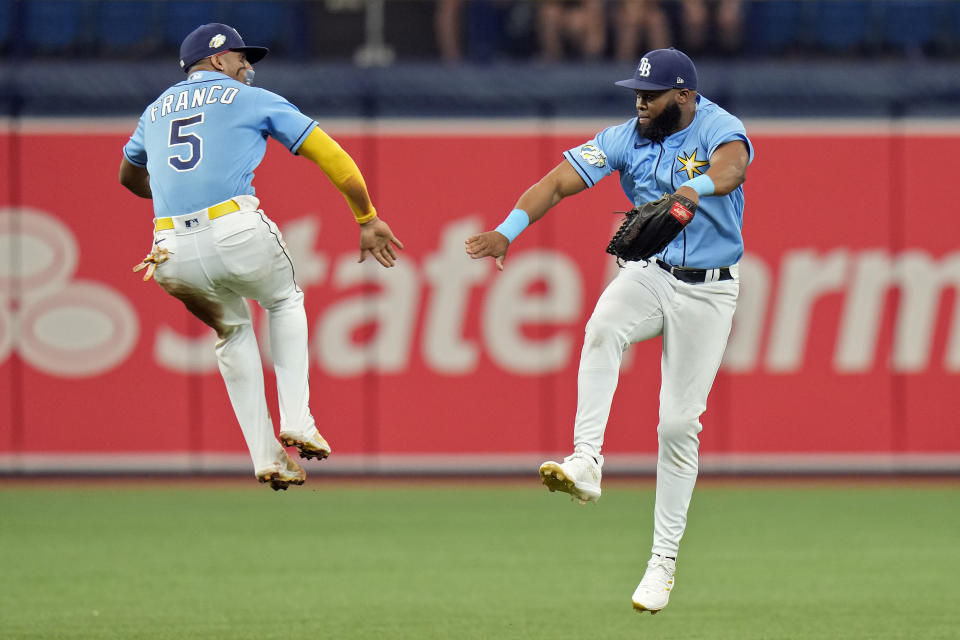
[541,262,737,614]
[632,267,737,613]
[210,206,332,467]
[540,267,666,504]
[150,199,324,491]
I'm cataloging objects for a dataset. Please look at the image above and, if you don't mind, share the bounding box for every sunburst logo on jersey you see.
[676,149,709,180]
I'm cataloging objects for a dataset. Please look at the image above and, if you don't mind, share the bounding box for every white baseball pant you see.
[572,260,738,558]
[151,195,314,475]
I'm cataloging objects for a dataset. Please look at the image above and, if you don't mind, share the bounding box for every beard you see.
[636,101,682,144]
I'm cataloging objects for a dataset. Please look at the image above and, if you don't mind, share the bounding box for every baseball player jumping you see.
[466,48,752,614]
[119,24,403,490]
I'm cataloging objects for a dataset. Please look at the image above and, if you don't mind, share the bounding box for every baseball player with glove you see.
[119,24,403,490]
[466,48,752,613]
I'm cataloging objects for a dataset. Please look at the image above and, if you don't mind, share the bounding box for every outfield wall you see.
[1,118,959,474]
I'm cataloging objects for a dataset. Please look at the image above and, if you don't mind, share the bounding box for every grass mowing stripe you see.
[0,485,958,639]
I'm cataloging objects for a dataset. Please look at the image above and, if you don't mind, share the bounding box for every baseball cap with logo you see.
[178,23,269,72]
[615,47,698,91]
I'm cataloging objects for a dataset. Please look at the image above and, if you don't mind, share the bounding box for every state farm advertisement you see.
[1,121,958,468]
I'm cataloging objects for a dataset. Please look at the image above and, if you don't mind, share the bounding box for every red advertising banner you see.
[1,120,958,470]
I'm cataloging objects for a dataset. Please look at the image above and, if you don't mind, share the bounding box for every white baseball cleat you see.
[538,452,602,504]
[279,426,332,461]
[256,452,306,491]
[631,554,676,614]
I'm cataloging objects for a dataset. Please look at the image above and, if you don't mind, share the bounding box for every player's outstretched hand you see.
[465,231,510,271]
[359,217,404,267]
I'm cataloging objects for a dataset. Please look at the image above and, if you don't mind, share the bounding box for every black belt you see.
[656,259,732,284]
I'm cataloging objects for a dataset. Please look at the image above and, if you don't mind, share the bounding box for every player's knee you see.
[656,418,701,474]
[262,289,303,314]
[277,293,304,313]
[214,320,252,345]
[584,315,628,352]
[656,416,701,446]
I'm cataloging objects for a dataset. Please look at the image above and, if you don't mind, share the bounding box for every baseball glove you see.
[605,193,697,263]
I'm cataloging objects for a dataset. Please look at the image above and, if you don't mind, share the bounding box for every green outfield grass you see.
[1,479,958,639]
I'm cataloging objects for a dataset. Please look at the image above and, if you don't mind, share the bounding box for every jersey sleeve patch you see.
[579,144,607,168]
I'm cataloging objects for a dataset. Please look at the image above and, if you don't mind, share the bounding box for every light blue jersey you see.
[563,95,753,268]
[123,70,317,217]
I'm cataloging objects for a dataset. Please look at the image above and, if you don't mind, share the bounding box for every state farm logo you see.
[0,209,138,376]
[724,249,960,373]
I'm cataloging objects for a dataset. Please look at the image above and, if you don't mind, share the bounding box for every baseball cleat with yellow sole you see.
[256,453,306,491]
[631,554,676,614]
[279,427,332,461]
[538,452,602,504]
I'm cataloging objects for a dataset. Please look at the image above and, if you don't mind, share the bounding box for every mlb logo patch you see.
[185,218,200,228]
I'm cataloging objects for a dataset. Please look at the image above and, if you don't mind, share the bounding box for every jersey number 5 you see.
[168,113,204,171]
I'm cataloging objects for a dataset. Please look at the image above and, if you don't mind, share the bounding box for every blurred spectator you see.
[435,0,505,63]
[435,0,465,62]
[613,0,672,63]
[536,0,607,62]
[679,0,743,54]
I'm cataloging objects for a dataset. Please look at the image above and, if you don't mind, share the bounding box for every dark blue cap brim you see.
[182,46,269,73]
[615,78,679,90]
[233,46,269,64]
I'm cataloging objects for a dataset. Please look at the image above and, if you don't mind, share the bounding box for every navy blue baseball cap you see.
[179,23,269,72]
[615,48,698,91]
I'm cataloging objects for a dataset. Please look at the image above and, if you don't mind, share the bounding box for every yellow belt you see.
[154,199,241,231]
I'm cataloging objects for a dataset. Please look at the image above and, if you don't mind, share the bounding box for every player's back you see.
[138,70,267,216]
[127,69,297,218]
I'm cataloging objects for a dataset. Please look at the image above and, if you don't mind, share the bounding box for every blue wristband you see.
[682,174,715,196]
[494,208,530,243]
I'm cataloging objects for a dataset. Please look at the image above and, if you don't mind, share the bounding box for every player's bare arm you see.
[465,160,586,270]
[675,140,749,204]
[516,160,589,218]
[118,158,152,198]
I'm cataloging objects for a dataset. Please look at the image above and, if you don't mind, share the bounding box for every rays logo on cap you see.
[208,34,226,48]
